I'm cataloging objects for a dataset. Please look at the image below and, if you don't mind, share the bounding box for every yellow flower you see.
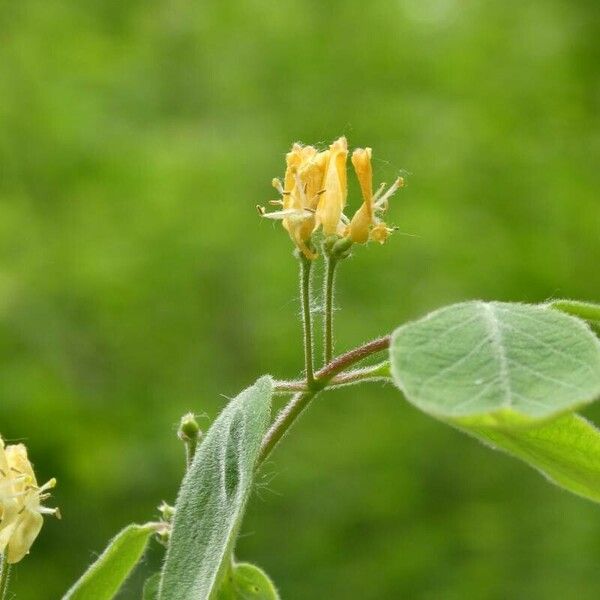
[260,143,329,259]
[259,137,402,254]
[316,137,348,236]
[0,439,59,563]
[347,147,403,244]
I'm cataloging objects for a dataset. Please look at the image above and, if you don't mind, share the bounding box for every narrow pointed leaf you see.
[390,301,600,425]
[63,523,156,600]
[216,562,280,600]
[548,299,600,322]
[549,299,600,336]
[159,376,273,600]
[460,413,600,502]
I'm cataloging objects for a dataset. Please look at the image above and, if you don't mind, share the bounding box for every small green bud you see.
[331,237,353,259]
[158,501,175,522]
[178,412,202,443]
[322,235,339,254]
[178,413,202,467]
[156,524,171,547]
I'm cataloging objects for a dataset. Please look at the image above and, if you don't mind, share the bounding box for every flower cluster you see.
[0,438,59,563]
[259,137,404,258]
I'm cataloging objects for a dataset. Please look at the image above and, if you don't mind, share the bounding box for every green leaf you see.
[548,299,600,322]
[159,376,273,600]
[459,413,600,502]
[62,523,156,600]
[390,301,600,425]
[143,573,161,600]
[548,299,600,336]
[215,562,280,600]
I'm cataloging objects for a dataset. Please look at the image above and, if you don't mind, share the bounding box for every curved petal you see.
[7,510,43,564]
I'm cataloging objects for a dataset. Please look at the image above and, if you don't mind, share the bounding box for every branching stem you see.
[274,360,391,393]
[257,335,391,466]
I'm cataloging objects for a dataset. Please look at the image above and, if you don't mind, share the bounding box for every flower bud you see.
[347,149,402,244]
[316,137,348,236]
[178,412,202,443]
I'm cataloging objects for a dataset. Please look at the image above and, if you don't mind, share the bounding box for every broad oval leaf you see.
[390,302,600,424]
[216,562,280,600]
[159,376,273,600]
[460,413,600,503]
[63,523,156,600]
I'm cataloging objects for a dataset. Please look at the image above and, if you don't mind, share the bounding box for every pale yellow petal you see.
[351,148,373,214]
[0,498,20,554]
[316,137,348,235]
[7,510,43,564]
[0,437,9,480]
[291,221,318,260]
[299,150,329,210]
[370,222,391,244]
[284,144,302,183]
[6,444,36,484]
[347,203,371,244]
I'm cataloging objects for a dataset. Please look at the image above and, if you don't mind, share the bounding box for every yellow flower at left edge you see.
[259,143,330,259]
[0,438,60,563]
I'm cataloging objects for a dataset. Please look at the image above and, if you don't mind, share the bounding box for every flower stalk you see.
[0,556,10,600]
[323,253,338,365]
[299,252,315,386]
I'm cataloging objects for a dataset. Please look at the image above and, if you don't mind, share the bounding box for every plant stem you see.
[315,335,391,382]
[324,360,391,387]
[184,440,197,469]
[274,360,391,393]
[323,255,338,365]
[258,335,391,466]
[0,555,11,600]
[257,389,317,465]
[299,254,315,385]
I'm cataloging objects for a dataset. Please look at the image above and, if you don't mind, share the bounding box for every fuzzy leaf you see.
[549,299,600,336]
[215,562,280,600]
[460,413,600,502]
[62,523,155,600]
[143,573,161,600]
[390,301,600,425]
[158,376,273,600]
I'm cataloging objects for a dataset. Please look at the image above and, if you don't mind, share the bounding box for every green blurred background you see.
[1,0,599,598]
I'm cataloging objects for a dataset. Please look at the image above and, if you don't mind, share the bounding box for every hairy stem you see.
[299,255,315,385]
[258,335,391,465]
[184,439,198,468]
[274,360,391,392]
[323,360,391,387]
[316,335,391,381]
[257,390,318,465]
[0,555,11,600]
[323,255,338,365]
